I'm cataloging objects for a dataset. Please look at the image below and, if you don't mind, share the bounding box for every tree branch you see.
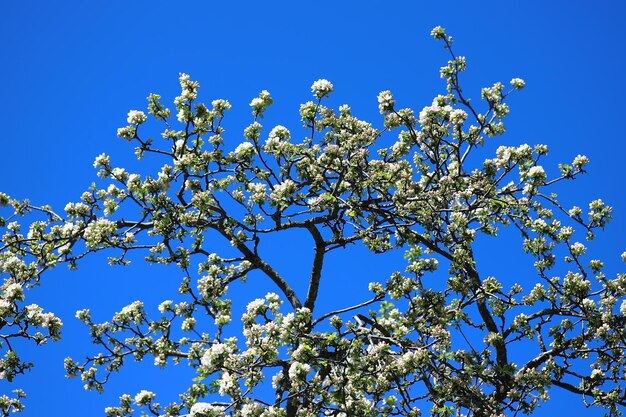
[304,223,325,311]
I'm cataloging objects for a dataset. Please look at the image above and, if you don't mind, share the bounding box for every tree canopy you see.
[0,27,625,417]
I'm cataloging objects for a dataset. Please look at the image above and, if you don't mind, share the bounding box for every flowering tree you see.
[1,27,625,417]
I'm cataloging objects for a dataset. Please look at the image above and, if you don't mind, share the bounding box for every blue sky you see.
[1,1,625,416]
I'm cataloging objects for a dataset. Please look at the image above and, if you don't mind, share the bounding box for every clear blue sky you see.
[1,1,625,416]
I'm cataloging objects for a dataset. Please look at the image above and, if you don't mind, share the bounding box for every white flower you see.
[241,403,264,417]
[288,361,310,387]
[247,183,268,204]
[581,298,596,310]
[57,243,71,255]
[93,153,110,168]
[190,402,225,417]
[127,173,142,192]
[271,370,284,389]
[201,343,232,369]
[104,407,118,416]
[123,232,136,244]
[510,78,526,90]
[0,299,12,313]
[590,368,604,380]
[265,125,291,154]
[24,304,43,325]
[569,206,582,217]
[107,184,119,195]
[127,110,147,125]
[218,371,238,396]
[40,312,62,329]
[418,97,452,125]
[75,309,90,321]
[527,166,546,183]
[450,109,468,125]
[111,167,127,180]
[134,389,155,405]
[3,283,24,302]
[270,179,296,202]
[117,126,135,140]
[177,108,189,123]
[250,98,263,108]
[234,142,255,158]
[158,300,172,313]
[377,90,395,114]
[589,199,606,211]
[249,91,273,114]
[569,242,586,256]
[246,298,266,315]
[181,317,196,331]
[83,218,117,248]
[431,26,446,40]
[268,125,291,141]
[121,302,142,316]
[483,332,502,346]
[178,73,199,102]
[211,99,231,112]
[620,300,626,315]
[572,154,589,169]
[311,79,333,99]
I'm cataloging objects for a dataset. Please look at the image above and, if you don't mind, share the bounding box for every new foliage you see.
[1,28,625,417]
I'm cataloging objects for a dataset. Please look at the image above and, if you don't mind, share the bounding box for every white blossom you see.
[117,126,135,140]
[510,78,526,90]
[590,368,604,380]
[288,361,310,388]
[311,79,333,99]
[569,242,587,256]
[201,342,233,369]
[211,99,231,112]
[572,154,589,169]
[127,110,147,125]
[93,153,110,168]
[181,317,196,331]
[266,125,291,152]
[0,299,12,313]
[190,402,224,417]
[377,90,395,114]
[249,90,273,115]
[270,179,296,202]
[241,403,264,417]
[527,166,546,183]
[134,389,155,405]
[3,283,24,302]
[450,109,468,125]
[271,370,284,389]
[431,26,446,39]
[158,300,173,313]
[234,142,255,158]
[247,183,268,204]
[250,98,263,109]
[418,97,452,125]
[83,218,117,248]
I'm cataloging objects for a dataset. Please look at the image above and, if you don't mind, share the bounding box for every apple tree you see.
[1,27,624,417]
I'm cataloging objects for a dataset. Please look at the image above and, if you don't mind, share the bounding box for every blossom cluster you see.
[311,79,333,99]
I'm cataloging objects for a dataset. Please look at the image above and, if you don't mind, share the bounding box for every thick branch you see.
[466,263,510,402]
[212,225,302,310]
[239,242,302,310]
[304,223,325,311]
